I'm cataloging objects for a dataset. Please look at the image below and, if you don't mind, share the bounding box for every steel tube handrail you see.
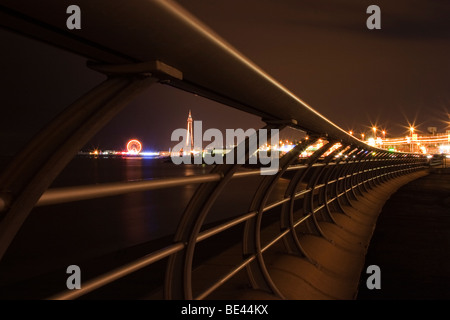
[0,0,430,301]
[196,211,257,242]
[49,242,185,300]
[0,0,396,149]
[195,254,257,300]
[36,174,222,207]
[293,213,313,228]
[44,155,426,300]
[47,180,314,300]
[262,197,291,212]
[196,212,314,300]
[44,173,330,300]
[3,162,329,210]
[196,210,316,300]
[4,157,409,214]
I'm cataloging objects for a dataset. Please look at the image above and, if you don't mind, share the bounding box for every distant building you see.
[427,127,437,135]
[186,110,194,153]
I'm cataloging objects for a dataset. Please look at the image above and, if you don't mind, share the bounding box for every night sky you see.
[1,0,449,155]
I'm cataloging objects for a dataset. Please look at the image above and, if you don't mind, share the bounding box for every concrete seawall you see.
[195,170,429,300]
[357,167,450,300]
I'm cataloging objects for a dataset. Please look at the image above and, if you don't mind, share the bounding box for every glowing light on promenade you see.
[127,139,142,154]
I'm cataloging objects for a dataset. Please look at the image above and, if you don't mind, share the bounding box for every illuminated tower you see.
[186,110,194,153]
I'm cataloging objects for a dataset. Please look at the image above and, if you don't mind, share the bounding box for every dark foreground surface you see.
[357,167,450,300]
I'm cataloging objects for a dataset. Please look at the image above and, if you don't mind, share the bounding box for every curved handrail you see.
[0,0,430,300]
[43,158,426,300]
[0,0,398,147]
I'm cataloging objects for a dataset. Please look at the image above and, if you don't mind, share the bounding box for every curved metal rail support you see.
[278,141,336,261]
[164,123,283,300]
[0,0,431,300]
[0,75,157,261]
[243,136,313,297]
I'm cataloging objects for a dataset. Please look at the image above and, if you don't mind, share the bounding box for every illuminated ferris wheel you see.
[126,139,142,154]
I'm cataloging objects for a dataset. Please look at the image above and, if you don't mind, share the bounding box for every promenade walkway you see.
[190,170,430,300]
[2,167,445,300]
[357,167,450,300]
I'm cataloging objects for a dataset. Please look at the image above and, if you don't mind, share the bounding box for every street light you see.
[409,127,414,152]
[372,126,377,138]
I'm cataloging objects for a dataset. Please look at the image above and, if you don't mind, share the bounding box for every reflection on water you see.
[0,156,291,294]
[50,156,213,187]
[121,157,148,244]
[0,156,213,288]
[116,157,207,245]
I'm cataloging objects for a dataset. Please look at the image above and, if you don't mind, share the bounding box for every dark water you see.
[0,155,270,298]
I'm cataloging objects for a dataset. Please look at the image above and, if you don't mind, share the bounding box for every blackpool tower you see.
[186,110,194,153]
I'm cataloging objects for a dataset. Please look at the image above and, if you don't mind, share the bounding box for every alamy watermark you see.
[366,265,381,290]
[66,265,81,290]
[66,5,81,30]
[170,121,280,175]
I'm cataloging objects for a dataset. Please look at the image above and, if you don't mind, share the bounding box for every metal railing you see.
[0,0,428,300]
[27,150,429,300]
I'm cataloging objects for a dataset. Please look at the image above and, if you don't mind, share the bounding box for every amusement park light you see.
[127,139,142,154]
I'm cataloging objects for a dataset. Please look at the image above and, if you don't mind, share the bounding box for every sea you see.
[0,155,270,299]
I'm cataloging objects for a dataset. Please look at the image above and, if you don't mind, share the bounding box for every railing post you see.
[315,145,348,223]
[278,140,334,259]
[305,143,347,230]
[242,132,309,298]
[348,148,367,197]
[164,123,281,300]
[340,146,362,202]
[0,75,157,262]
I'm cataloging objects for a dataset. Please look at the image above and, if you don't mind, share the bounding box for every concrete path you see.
[197,170,429,300]
[357,168,450,300]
